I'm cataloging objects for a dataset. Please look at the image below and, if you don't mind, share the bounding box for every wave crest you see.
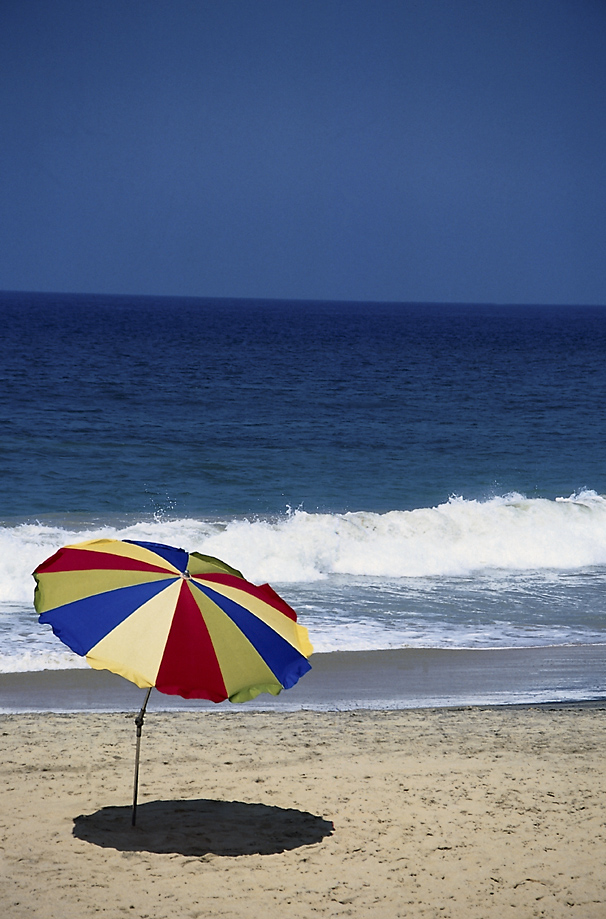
[2,491,606,602]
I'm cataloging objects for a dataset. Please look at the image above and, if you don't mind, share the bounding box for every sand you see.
[2,645,605,712]
[1,704,605,918]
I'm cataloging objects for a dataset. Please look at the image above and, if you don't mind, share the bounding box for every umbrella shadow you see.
[73,798,334,856]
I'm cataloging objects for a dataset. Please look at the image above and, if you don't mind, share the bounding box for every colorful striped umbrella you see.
[33,537,313,822]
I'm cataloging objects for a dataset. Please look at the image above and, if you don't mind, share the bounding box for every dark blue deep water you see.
[1,291,605,519]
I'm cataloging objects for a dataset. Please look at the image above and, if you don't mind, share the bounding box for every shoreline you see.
[1,644,604,712]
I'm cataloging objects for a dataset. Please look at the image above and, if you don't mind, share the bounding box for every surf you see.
[2,491,606,603]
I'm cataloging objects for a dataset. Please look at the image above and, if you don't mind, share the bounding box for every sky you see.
[1,0,606,305]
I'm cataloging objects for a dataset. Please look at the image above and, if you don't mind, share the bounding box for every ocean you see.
[1,291,606,701]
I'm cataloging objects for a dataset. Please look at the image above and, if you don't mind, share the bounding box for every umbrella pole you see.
[131,686,152,826]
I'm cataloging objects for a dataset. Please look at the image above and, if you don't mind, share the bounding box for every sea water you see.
[1,292,605,675]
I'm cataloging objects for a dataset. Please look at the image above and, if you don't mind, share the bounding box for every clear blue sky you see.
[1,0,605,304]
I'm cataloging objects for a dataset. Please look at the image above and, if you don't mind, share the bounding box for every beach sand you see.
[1,704,605,918]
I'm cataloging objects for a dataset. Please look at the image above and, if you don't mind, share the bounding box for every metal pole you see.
[132,686,152,826]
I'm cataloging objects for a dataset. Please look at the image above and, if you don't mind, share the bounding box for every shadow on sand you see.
[73,798,334,856]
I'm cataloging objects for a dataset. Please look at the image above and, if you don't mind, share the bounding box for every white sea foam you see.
[0,648,87,672]
[3,491,606,602]
[3,492,606,672]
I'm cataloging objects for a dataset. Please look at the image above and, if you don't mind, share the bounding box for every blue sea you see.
[1,291,606,693]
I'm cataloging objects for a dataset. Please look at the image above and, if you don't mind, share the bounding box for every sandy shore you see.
[2,645,605,712]
[1,705,605,918]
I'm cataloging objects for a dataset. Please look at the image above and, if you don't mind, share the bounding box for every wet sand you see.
[1,645,605,712]
[1,704,605,918]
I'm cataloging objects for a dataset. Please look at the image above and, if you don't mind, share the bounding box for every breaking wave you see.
[2,490,606,603]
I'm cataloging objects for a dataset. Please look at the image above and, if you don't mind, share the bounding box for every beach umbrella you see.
[33,538,313,823]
